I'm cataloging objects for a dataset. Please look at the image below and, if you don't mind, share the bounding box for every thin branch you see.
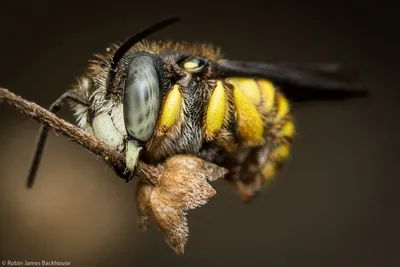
[0,87,158,184]
[1,87,230,255]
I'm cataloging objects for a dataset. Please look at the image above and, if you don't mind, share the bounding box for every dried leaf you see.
[136,155,228,254]
[136,182,153,231]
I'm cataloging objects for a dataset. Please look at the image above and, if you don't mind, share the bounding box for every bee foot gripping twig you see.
[0,87,229,255]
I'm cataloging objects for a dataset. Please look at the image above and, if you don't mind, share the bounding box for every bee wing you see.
[270,62,359,83]
[208,60,370,102]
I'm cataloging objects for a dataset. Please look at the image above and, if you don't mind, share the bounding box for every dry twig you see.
[0,87,159,183]
[0,87,228,254]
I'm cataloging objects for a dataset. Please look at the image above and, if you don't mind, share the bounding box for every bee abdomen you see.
[257,80,295,182]
[262,115,295,183]
[225,77,291,145]
[221,77,295,200]
[228,78,266,146]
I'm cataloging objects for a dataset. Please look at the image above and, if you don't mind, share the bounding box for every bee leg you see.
[235,115,295,202]
[26,91,89,188]
[233,145,270,202]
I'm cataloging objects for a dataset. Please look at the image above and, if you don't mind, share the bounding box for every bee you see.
[26,17,369,201]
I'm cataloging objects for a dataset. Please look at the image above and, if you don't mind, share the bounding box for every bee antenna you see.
[107,17,181,93]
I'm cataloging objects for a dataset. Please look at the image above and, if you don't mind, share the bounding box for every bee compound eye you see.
[123,56,160,143]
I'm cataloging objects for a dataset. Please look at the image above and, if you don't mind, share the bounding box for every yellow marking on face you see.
[230,77,261,105]
[233,84,265,146]
[257,79,276,113]
[205,81,227,139]
[158,84,182,133]
[183,61,199,69]
[104,156,109,161]
[277,120,295,138]
[274,93,290,123]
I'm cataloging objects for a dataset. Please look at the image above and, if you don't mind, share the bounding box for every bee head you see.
[105,17,180,146]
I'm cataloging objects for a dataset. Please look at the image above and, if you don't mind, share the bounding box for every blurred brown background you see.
[0,1,399,266]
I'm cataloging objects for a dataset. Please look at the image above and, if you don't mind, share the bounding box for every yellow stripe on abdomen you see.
[257,79,276,113]
[273,92,290,123]
[229,77,262,105]
[262,116,295,183]
[231,79,265,146]
[227,77,282,146]
[276,120,295,138]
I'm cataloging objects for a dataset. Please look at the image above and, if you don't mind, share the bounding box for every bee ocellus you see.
[26,18,369,201]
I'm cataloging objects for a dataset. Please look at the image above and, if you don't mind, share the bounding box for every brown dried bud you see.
[136,155,228,255]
